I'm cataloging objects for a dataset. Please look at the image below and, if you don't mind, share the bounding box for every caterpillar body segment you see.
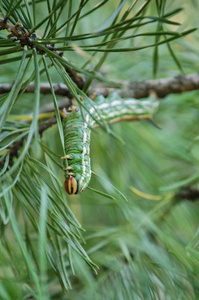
[62,105,91,195]
[62,93,159,195]
[88,93,159,126]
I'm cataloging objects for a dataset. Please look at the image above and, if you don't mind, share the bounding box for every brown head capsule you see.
[65,177,78,195]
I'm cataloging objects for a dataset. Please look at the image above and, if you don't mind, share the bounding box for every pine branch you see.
[0,82,72,98]
[90,73,199,99]
[1,73,199,100]
[0,18,85,89]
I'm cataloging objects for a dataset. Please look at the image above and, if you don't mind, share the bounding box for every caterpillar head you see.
[65,177,85,195]
[65,177,78,195]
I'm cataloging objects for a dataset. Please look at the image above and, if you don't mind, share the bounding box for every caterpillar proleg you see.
[62,92,159,195]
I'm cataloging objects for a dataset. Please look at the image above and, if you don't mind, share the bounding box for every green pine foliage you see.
[0,0,199,299]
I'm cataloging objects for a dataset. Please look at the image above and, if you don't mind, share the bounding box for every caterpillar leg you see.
[65,172,74,176]
[61,154,71,160]
[63,166,72,171]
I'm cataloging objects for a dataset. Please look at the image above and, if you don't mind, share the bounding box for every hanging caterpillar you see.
[61,92,159,195]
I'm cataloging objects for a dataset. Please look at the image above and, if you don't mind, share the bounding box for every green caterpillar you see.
[61,92,159,195]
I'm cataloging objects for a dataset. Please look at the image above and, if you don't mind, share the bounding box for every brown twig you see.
[0,73,199,100]
[89,73,199,99]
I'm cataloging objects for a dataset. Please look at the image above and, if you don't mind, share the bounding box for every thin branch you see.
[89,73,199,99]
[0,82,71,97]
[1,73,199,100]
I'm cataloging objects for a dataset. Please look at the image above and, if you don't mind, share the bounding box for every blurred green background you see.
[1,0,199,299]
